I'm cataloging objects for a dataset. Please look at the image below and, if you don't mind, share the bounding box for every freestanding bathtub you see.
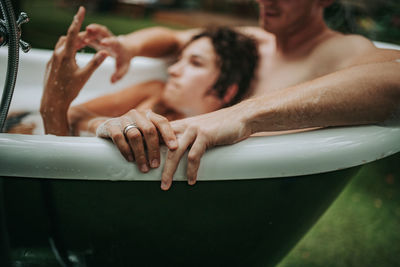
[0,42,399,267]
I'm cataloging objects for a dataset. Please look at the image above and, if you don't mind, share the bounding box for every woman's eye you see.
[190,59,202,67]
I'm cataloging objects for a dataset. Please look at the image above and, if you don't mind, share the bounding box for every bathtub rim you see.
[1,42,400,182]
[0,123,399,181]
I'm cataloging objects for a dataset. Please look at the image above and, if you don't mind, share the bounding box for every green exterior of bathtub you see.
[1,167,359,267]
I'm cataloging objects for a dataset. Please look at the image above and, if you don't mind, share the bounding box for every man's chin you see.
[260,22,282,35]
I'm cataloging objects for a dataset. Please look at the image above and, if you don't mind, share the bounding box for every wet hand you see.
[85,24,131,83]
[96,109,178,173]
[43,7,108,107]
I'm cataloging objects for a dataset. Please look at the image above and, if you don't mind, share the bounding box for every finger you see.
[108,124,134,163]
[77,50,108,82]
[99,37,120,50]
[86,24,113,39]
[54,36,66,51]
[147,111,178,150]
[171,119,189,134]
[52,36,67,67]
[187,135,207,185]
[111,63,129,83]
[132,112,160,169]
[85,33,112,52]
[98,36,121,59]
[125,126,149,173]
[65,6,85,56]
[161,129,196,191]
[75,31,89,50]
[99,37,129,83]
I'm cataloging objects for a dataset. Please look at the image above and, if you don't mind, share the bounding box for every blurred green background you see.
[5,0,400,266]
[11,0,400,50]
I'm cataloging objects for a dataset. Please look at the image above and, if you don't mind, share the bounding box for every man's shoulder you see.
[312,32,377,69]
[317,32,375,54]
[321,33,400,65]
[329,33,375,50]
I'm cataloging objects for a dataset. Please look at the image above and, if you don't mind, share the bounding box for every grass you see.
[278,153,400,267]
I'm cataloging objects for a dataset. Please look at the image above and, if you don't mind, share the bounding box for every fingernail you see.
[140,164,149,173]
[128,155,134,162]
[161,180,169,190]
[188,178,196,186]
[168,140,177,148]
[96,53,106,62]
[151,159,159,168]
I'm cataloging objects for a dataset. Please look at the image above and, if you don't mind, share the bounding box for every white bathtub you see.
[0,44,399,181]
[0,42,399,267]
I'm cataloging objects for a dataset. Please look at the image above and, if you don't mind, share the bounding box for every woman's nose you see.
[168,61,183,77]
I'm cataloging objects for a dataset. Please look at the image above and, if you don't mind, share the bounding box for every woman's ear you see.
[222,84,239,105]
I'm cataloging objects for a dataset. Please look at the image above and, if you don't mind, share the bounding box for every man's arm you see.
[160,60,400,190]
[248,60,400,131]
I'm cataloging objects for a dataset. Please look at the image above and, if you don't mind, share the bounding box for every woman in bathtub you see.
[38,7,258,173]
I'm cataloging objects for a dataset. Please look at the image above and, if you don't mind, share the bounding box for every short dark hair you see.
[188,27,259,106]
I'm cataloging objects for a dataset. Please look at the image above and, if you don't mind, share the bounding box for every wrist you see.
[239,96,277,135]
[88,117,108,134]
[40,99,69,118]
[117,35,138,59]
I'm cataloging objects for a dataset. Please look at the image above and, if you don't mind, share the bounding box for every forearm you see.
[120,27,197,58]
[67,105,109,136]
[40,97,71,136]
[243,61,400,133]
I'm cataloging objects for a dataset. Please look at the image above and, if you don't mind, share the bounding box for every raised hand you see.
[85,24,131,83]
[40,6,108,136]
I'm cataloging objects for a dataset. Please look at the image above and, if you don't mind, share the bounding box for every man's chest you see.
[251,49,339,96]
[252,59,314,96]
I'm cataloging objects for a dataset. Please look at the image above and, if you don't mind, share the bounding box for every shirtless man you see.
[85,0,400,190]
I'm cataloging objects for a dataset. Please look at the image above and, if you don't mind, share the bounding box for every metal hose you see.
[0,2,18,266]
[0,0,19,133]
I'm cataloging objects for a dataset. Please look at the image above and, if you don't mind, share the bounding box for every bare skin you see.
[164,60,400,188]
[41,7,246,174]
[40,7,108,136]
[70,0,400,190]
[40,7,179,170]
[84,1,399,97]
[84,0,400,190]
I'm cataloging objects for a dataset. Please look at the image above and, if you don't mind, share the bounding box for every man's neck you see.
[275,16,331,56]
